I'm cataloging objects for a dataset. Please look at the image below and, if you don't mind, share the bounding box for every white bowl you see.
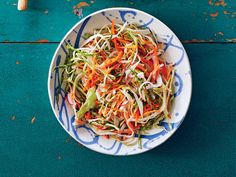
[48,7,192,155]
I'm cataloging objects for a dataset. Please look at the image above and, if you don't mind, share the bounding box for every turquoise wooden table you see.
[1,0,236,176]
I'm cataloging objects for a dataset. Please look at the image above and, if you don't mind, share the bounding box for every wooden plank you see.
[0,43,236,176]
[0,0,236,42]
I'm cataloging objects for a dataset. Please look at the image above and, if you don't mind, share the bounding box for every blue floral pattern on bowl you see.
[48,8,192,155]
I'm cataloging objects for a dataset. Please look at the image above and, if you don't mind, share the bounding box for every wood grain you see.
[0,1,236,176]
[0,43,235,177]
[0,0,236,42]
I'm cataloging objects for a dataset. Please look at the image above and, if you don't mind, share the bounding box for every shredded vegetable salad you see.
[56,21,175,147]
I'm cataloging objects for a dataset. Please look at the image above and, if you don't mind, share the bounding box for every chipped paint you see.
[210,12,219,17]
[16,60,20,65]
[76,2,89,9]
[214,0,227,6]
[37,39,49,43]
[208,0,227,7]
[73,2,90,17]
[182,39,207,43]
[226,38,236,42]
[223,10,236,17]
[31,117,36,124]
[223,10,230,14]
[208,0,213,5]
[216,32,224,36]
[73,8,83,17]
[182,38,236,43]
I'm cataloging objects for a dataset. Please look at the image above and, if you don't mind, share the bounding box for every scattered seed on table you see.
[11,116,16,121]
[31,117,36,124]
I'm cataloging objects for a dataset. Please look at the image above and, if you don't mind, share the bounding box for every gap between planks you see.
[0,41,236,44]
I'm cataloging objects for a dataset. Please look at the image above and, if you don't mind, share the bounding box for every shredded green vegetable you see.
[77,87,97,119]
[56,21,175,147]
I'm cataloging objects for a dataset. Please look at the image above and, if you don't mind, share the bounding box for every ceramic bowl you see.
[48,7,192,155]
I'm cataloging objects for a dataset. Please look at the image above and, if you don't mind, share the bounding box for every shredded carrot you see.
[116,129,132,134]
[127,121,135,132]
[100,51,106,61]
[134,110,140,126]
[116,37,130,44]
[113,75,124,84]
[103,135,109,139]
[125,45,137,49]
[151,45,160,81]
[103,51,123,68]
[84,112,92,120]
[136,64,147,72]
[112,38,121,52]
[111,20,116,35]
[142,39,153,45]
[75,119,85,126]
[56,22,175,147]
[143,109,162,116]
[140,57,153,70]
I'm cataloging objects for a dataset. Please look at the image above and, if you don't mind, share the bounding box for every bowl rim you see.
[48,7,192,156]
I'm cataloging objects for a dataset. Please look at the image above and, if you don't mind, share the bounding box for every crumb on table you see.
[31,117,36,124]
[11,116,16,121]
